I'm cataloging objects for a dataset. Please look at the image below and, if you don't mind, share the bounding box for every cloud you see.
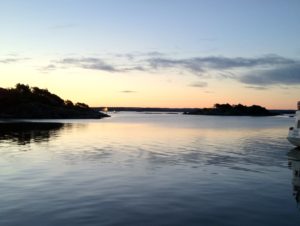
[39,64,56,73]
[0,58,19,63]
[239,63,300,85]
[120,90,136,93]
[56,56,150,72]
[42,53,300,87]
[52,54,295,76]
[57,57,120,72]
[189,81,208,88]
[0,57,30,64]
[115,51,164,60]
[148,58,205,75]
[115,53,135,60]
[146,54,300,86]
[245,86,268,90]
[147,55,296,75]
[121,66,147,72]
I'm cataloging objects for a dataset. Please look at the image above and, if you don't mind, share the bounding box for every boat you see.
[287,101,300,147]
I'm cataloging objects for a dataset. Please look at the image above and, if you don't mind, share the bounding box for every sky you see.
[1,0,300,109]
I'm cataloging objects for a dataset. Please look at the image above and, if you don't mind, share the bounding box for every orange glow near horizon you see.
[0,63,299,110]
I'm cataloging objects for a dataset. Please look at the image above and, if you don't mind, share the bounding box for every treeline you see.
[184,103,278,116]
[0,84,109,119]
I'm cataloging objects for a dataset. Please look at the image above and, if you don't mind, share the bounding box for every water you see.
[0,113,299,226]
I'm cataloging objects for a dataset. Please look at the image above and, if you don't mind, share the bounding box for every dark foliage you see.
[0,84,109,119]
[184,103,278,116]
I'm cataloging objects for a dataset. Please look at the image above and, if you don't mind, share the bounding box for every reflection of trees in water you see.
[287,148,300,209]
[0,122,65,145]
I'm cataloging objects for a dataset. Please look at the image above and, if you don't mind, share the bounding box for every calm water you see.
[0,113,300,226]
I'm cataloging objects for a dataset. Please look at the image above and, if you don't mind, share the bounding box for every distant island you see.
[0,84,109,119]
[94,106,293,115]
[183,103,279,116]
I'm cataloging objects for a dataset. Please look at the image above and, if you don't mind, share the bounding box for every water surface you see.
[0,113,299,225]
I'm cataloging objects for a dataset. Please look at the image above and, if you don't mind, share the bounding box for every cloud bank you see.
[41,53,300,87]
[239,63,300,85]
[148,55,296,73]
[147,55,300,86]
[57,57,120,72]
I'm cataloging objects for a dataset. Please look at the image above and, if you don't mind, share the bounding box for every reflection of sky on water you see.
[0,113,299,226]
[0,115,292,170]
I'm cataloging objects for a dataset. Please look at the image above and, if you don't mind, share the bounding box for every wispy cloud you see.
[39,64,57,73]
[146,54,300,86]
[239,63,300,85]
[57,57,120,72]
[0,57,30,64]
[188,81,208,88]
[41,53,300,87]
[245,86,268,90]
[122,66,146,72]
[120,90,137,93]
[147,55,296,75]
[114,51,165,60]
[148,58,205,75]
[55,56,149,73]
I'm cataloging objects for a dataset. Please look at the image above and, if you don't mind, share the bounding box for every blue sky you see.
[1,0,300,56]
[1,0,300,108]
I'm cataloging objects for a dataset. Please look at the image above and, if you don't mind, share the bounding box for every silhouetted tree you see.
[0,84,109,119]
[65,100,74,107]
[15,83,31,94]
[186,103,275,116]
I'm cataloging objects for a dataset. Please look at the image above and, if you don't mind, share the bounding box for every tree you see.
[65,100,74,107]
[15,83,30,94]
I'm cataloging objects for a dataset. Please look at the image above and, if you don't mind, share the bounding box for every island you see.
[183,103,279,116]
[0,84,109,119]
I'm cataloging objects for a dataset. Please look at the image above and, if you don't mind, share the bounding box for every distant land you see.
[95,105,295,116]
[0,84,109,119]
[94,107,200,113]
[183,103,279,116]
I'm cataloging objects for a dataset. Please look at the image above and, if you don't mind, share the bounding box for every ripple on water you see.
[0,115,298,226]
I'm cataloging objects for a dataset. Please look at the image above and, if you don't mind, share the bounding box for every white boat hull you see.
[288,108,300,147]
[288,126,300,147]
[287,136,300,147]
